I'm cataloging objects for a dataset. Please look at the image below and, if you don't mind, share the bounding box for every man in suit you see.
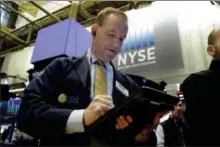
[181,28,220,146]
[17,7,156,146]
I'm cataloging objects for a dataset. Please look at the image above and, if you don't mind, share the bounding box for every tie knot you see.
[97,60,104,66]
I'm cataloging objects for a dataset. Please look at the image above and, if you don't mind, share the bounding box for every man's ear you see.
[91,24,98,37]
[207,45,216,57]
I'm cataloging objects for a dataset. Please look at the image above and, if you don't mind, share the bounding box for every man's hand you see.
[135,112,162,142]
[135,125,154,142]
[114,115,154,142]
[83,95,114,126]
[115,115,133,130]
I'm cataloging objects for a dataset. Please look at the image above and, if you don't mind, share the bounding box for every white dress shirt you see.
[155,124,165,147]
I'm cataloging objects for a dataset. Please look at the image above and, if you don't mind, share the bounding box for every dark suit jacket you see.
[181,59,220,146]
[16,56,141,146]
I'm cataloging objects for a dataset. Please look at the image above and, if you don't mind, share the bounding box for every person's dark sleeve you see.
[181,74,206,145]
[181,74,205,111]
[16,58,73,139]
[182,74,201,97]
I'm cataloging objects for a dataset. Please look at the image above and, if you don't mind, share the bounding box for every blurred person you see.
[181,28,220,146]
[16,7,158,146]
[155,99,188,147]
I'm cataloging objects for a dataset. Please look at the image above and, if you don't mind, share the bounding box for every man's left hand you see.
[134,125,154,142]
[115,112,162,142]
[135,112,162,142]
[115,115,153,143]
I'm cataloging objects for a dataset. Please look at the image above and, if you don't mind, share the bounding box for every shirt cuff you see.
[65,109,85,134]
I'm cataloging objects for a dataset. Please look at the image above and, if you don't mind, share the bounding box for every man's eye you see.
[108,34,115,37]
[120,38,124,42]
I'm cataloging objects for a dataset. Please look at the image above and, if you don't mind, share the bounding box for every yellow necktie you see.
[95,60,107,96]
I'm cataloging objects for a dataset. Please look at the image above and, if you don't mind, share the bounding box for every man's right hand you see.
[83,95,114,127]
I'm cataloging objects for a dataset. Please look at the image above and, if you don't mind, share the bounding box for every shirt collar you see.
[209,59,220,73]
[87,48,111,71]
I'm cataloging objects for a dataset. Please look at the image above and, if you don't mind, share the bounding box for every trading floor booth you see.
[30,18,92,75]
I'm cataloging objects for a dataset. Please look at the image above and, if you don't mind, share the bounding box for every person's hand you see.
[114,111,162,131]
[83,95,114,126]
[135,125,154,142]
[116,115,133,130]
[135,112,162,142]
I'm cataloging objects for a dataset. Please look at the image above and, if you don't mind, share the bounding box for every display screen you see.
[7,97,21,115]
[0,97,22,116]
[0,100,8,116]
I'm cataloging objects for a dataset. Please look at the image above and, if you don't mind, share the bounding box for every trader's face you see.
[91,14,128,63]
[172,101,185,119]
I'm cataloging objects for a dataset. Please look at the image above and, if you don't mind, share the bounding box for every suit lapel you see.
[75,56,91,92]
[111,62,132,106]
[110,62,116,94]
[111,62,122,105]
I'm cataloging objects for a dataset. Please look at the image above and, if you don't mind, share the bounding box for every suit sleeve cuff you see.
[65,109,85,134]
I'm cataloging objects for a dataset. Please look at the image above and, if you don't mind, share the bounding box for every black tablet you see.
[87,86,179,145]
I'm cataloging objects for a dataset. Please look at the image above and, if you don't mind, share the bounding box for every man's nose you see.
[112,38,121,49]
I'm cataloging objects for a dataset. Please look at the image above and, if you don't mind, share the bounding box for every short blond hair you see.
[95,7,128,26]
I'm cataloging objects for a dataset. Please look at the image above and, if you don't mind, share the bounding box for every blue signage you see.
[7,97,21,115]
[121,29,155,52]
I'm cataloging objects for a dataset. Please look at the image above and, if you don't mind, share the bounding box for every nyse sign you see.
[117,47,156,70]
[113,9,184,74]
[113,20,157,73]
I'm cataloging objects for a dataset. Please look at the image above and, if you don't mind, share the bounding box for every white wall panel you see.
[149,1,220,95]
